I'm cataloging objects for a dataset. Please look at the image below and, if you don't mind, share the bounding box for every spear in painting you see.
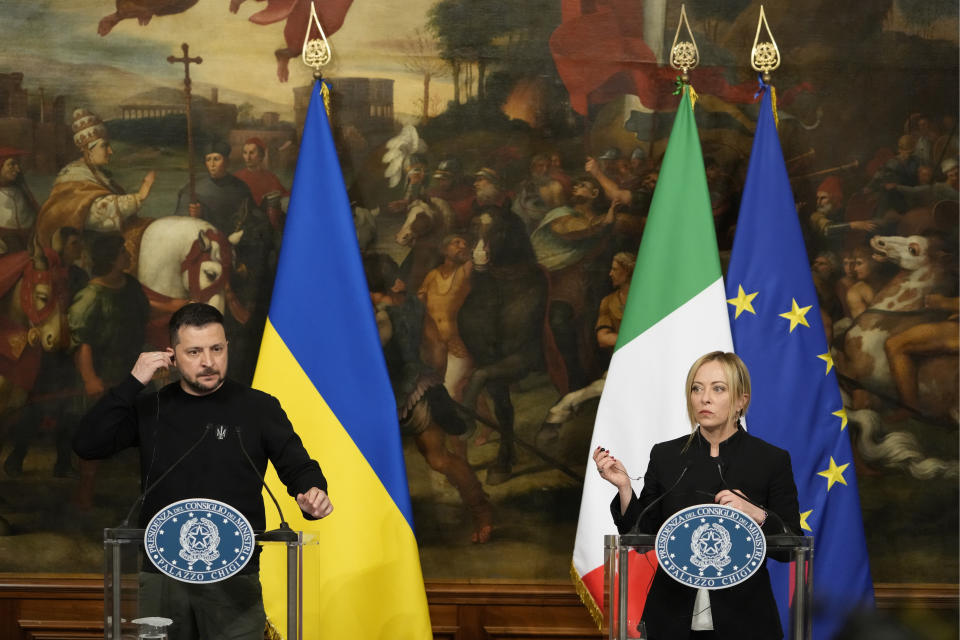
[167,43,202,206]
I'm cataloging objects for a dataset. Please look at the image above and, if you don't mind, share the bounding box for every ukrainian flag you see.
[252,80,431,638]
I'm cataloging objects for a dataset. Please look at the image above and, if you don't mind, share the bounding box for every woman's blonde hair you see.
[684,351,751,429]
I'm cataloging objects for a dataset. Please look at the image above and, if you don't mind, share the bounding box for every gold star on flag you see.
[727,285,758,319]
[779,298,812,332]
[817,457,850,491]
[799,510,813,532]
[832,408,848,431]
[817,352,834,374]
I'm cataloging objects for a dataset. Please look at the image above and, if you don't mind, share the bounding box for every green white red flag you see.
[571,84,734,625]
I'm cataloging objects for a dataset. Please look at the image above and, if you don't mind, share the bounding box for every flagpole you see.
[751,4,782,132]
[301,2,333,113]
[669,4,699,86]
[669,4,700,114]
[265,13,335,640]
[751,5,781,85]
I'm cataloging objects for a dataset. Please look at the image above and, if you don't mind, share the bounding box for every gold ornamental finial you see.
[301,2,332,79]
[751,6,781,82]
[670,5,699,83]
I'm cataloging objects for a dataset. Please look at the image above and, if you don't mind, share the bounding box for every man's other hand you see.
[297,487,333,518]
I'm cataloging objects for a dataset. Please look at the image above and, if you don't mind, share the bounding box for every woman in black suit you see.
[593,351,801,640]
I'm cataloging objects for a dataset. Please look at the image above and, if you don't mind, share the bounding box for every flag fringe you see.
[264,617,283,640]
[570,561,604,630]
[771,86,779,128]
[320,80,331,118]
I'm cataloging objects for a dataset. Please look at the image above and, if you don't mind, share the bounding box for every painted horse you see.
[458,206,548,484]
[0,245,69,414]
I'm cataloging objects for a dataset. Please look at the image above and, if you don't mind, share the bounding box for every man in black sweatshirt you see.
[74,302,332,640]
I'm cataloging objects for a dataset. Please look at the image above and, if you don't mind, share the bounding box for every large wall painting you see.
[0,0,956,591]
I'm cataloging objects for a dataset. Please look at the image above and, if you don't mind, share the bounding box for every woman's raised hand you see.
[593,446,631,489]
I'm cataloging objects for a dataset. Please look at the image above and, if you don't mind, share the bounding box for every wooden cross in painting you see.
[167,43,203,202]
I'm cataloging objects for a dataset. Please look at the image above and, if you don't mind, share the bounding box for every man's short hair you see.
[612,251,637,273]
[89,234,126,277]
[439,232,472,254]
[169,302,225,346]
[362,253,400,295]
[52,226,81,255]
[814,251,840,271]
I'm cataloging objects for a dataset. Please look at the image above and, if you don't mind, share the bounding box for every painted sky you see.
[0,0,454,117]
[5,1,953,121]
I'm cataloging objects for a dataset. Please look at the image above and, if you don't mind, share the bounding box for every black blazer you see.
[610,427,802,640]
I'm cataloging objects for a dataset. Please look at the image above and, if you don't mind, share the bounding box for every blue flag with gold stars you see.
[725,84,874,638]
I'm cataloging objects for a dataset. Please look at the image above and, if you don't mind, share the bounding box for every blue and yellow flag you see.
[253,81,431,638]
[725,84,874,639]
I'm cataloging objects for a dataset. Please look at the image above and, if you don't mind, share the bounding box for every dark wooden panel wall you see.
[0,577,955,639]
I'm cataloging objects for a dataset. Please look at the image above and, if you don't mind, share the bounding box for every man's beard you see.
[182,368,224,394]
[529,174,551,188]
[570,194,595,206]
[475,183,501,205]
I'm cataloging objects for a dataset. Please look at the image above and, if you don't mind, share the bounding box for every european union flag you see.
[725,84,874,639]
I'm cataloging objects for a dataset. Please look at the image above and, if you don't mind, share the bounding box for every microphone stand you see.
[233,428,308,640]
[119,424,212,528]
[234,427,299,542]
[716,461,793,535]
[628,466,688,534]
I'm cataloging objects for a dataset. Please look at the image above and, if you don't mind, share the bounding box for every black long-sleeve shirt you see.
[74,375,327,538]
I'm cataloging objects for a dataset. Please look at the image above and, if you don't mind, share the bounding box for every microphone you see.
[120,423,212,527]
[715,458,793,535]
[629,465,689,534]
[232,426,298,542]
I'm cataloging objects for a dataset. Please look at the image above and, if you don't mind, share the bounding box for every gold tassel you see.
[771,85,779,129]
[570,561,605,630]
[321,80,331,118]
[689,84,699,112]
[264,617,284,640]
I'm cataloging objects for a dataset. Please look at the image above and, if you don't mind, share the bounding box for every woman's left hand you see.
[715,489,766,525]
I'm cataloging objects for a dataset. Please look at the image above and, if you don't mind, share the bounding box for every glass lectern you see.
[604,533,813,640]
[104,527,315,640]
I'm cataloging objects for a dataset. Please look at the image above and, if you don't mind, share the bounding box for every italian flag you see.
[571,85,734,626]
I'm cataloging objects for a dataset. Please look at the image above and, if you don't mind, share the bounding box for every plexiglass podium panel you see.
[604,533,813,640]
[104,527,316,640]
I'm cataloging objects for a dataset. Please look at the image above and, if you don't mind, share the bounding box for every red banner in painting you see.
[550,0,803,114]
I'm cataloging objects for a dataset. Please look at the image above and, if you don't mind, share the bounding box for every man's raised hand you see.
[131,350,175,385]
